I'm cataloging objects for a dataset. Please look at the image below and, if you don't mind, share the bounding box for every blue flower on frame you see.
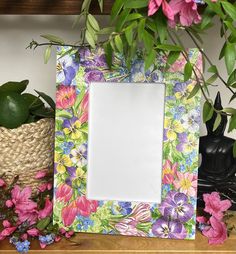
[60,141,74,155]
[77,215,94,230]
[118,202,132,216]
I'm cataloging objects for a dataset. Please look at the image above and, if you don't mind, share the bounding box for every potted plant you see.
[0,80,55,191]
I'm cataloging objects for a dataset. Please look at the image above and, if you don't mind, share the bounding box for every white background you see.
[0,16,235,139]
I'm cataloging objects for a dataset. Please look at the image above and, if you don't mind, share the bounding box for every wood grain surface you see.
[0,0,114,14]
[0,214,235,254]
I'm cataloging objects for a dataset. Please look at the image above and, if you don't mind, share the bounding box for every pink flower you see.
[148,0,174,20]
[21,233,28,240]
[11,185,38,225]
[0,227,17,237]
[55,235,61,242]
[203,192,231,220]
[131,203,151,222]
[47,182,52,190]
[35,170,47,179]
[38,198,53,219]
[37,183,48,193]
[27,228,40,237]
[196,216,208,224]
[162,160,177,184]
[78,91,89,124]
[202,216,227,245]
[168,0,201,27]
[5,200,13,208]
[0,178,6,187]
[56,184,73,203]
[76,196,98,217]
[56,85,76,109]
[65,230,74,238]
[2,220,11,228]
[40,242,47,249]
[173,171,197,197]
[115,218,147,237]
[62,200,78,227]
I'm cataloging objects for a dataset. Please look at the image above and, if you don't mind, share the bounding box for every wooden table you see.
[0,222,236,254]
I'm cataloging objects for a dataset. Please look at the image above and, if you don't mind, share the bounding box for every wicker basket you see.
[0,118,55,191]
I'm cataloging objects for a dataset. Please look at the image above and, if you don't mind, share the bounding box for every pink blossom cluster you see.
[0,171,74,249]
[148,0,217,27]
[197,192,232,245]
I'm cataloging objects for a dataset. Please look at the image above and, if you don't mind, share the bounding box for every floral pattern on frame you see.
[53,46,202,239]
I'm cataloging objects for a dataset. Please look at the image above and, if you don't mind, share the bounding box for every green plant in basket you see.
[0,80,55,129]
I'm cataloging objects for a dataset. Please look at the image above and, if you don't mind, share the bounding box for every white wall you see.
[0,15,235,138]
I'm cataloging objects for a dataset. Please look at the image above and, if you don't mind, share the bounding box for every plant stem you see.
[185,29,234,95]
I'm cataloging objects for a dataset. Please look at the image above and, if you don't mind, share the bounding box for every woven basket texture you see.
[0,118,55,191]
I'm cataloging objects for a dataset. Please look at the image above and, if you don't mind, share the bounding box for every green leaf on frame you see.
[57,110,73,119]
[114,35,123,53]
[34,90,55,111]
[74,89,85,111]
[233,141,236,158]
[85,30,96,48]
[228,114,236,132]
[166,51,180,68]
[104,42,113,69]
[184,62,193,81]
[41,34,64,44]
[187,83,200,100]
[124,0,148,8]
[44,45,52,64]
[225,42,236,75]
[227,69,236,86]
[221,1,236,21]
[156,44,183,51]
[203,101,214,123]
[213,113,222,131]
[125,26,133,46]
[145,49,156,70]
[88,14,100,31]
[229,93,236,103]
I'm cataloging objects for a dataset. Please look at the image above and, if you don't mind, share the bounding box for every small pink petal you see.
[5,200,14,208]
[35,170,47,179]
[2,220,11,228]
[0,178,6,187]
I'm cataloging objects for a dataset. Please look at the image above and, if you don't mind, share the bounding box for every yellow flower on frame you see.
[63,117,82,140]
[164,118,184,141]
[55,152,73,174]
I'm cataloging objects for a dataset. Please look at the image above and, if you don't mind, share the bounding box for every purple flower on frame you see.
[159,191,194,223]
[176,132,188,152]
[84,70,105,83]
[152,218,187,239]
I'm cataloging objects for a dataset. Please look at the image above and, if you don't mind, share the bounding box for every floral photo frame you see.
[53,46,202,239]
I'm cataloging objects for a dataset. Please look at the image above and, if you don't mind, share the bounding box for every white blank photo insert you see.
[87,82,165,203]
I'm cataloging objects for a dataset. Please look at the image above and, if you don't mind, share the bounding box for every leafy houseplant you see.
[0,80,55,129]
[28,0,236,155]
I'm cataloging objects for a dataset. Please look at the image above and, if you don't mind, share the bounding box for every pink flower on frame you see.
[168,0,201,27]
[56,85,76,109]
[56,184,73,203]
[76,196,98,217]
[203,192,231,220]
[131,203,151,222]
[173,171,197,197]
[162,160,177,184]
[62,200,78,227]
[202,216,227,245]
[148,0,174,20]
[78,91,89,124]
